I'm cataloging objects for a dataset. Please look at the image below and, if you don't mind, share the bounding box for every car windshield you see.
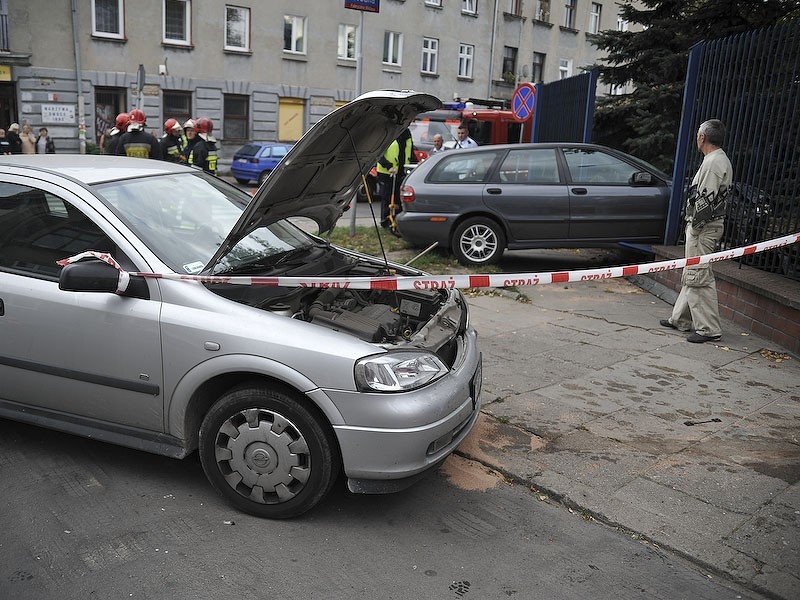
[93,172,315,275]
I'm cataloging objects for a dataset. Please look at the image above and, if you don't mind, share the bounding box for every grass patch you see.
[327,225,504,277]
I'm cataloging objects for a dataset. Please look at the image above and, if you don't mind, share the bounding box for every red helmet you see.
[113,112,129,134]
[164,118,182,134]
[128,108,147,130]
[195,117,214,141]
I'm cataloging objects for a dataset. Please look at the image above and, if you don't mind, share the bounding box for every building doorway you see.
[95,87,126,151]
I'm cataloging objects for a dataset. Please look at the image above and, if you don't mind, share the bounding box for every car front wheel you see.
[452,217,506,266]
[199,384,340,519]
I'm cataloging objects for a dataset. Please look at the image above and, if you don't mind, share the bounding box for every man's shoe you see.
[660,319,677,330]
[687,332,721,344]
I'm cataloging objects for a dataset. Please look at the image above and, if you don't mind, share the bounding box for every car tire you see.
[452,217,506,266]
[234,177,250,185]
[258,170,272,185]
[199,383,340,519]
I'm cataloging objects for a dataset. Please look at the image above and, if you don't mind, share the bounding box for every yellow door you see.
[278,97,304,142]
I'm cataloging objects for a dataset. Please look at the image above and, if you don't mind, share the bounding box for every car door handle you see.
[486,188,502,195]
[571,187,588,195]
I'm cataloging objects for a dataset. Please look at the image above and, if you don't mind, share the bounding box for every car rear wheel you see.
[258,170,272,185]
[234,177,250,185]
[452,217,506,266]
[199,384,340,519]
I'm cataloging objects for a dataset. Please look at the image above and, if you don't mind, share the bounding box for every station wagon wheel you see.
[452,217,506,266]
[199,384,340,519]
[257,170,272,185]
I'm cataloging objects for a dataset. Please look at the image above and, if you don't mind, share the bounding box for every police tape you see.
[58,232,800,293]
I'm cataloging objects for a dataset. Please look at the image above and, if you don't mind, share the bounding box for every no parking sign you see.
[511,83,536,122]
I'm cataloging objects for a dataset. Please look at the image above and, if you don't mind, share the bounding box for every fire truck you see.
[410,100,533,154]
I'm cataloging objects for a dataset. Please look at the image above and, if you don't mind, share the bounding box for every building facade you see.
[0,0,628,156]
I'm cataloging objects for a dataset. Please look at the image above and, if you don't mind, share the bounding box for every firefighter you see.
[105,112,129,155]
[188,118,218,175]
[160,118,185,162]
[115,109,161,159]
[181,119,199,163]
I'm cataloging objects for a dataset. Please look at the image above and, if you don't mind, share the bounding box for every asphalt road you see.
[0,391,761,600]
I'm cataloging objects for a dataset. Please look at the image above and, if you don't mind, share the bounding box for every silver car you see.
[0,91,482,518]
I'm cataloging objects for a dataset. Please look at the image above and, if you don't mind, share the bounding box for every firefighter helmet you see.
[195,117,214,141]
[127,108,147,131]
[164,118,182,134]
[111,112,129,135]
[183,118,195,130]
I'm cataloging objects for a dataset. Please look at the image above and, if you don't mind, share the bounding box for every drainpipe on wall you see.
[71,0,86,154]
[487,0,499,98]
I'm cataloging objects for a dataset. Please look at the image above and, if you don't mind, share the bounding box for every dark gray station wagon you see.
[395,143,672,265]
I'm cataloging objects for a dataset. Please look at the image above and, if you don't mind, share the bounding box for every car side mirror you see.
[631,171,654,185]
[59,259,149,299]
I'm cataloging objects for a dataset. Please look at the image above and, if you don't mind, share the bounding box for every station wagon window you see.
[499,148,560,183]
[0,184,115,279]
[563,148,640,185]
[428,150,504,183]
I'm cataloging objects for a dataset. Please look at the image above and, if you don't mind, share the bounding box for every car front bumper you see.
[328,328,482,491]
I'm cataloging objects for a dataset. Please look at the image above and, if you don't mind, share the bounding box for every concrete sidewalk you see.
[461,277,799,600]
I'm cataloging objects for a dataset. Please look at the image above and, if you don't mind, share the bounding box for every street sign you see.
[512,83,536,122]
[345,0,380,11]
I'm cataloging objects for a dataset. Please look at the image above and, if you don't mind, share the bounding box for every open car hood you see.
[204,90,441,273]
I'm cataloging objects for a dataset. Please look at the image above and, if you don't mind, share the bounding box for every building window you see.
[163,91,192,128]
[458,43,474,78]
[383,31,403,66]
[224,95,249,141]
[589,2,601,34]
[502,46,518,82]
[425,0,442,6]
[338,24,356,60]
[535,0,550,21]
[617,15,629,31]
[92,0,124,38]
[284,15,306,54]
[506,0,522,15]
[225,5,250,51]
[163,0,191,45]
[421,37,438,74]
[462,0,477,15]
[564,0,575,29]
[559,58,572,79]
[532,52,545,83]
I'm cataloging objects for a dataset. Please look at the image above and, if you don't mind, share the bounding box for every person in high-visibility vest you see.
[159,118,186,163]
[375,128,415,229]
[188,118,218,175]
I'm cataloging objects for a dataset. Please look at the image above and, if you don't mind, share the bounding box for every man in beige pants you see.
[661,119,732,343]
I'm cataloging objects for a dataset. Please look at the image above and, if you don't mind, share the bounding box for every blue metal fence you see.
[532,68,598,143]
[669,20,800,280]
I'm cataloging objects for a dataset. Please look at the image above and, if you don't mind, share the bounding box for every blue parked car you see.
[230,142,293,185]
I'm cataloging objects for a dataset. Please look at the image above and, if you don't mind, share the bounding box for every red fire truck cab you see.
[409,101,533,153]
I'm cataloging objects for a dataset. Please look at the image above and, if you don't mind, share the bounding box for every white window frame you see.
[225,5,250,51]
[535,0,550,21]
[421,37,439,74]
[559,58,573,79]
[458,43,474,78]
[425,0,442,6]
[617,16,629,31]
[92,0,124,39]
[462,0,478,15]
[338,24,357,60]
[589,2,601,34]
[564,0,575,29]
[284,15,307,54]
[383,31,403,67]
[163,0,191,46]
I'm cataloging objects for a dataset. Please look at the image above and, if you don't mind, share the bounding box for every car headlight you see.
[355,352,448,392]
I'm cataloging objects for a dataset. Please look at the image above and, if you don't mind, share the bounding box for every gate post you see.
[583,68,599,143]
[666,42,705,245]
